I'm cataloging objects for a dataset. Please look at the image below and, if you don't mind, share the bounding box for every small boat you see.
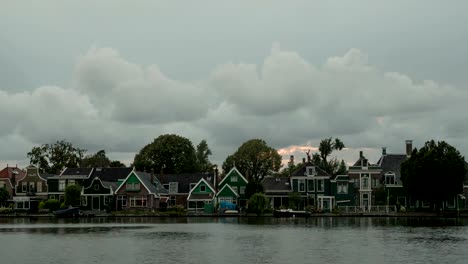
[53,206,81,217]
[273,209,311,218]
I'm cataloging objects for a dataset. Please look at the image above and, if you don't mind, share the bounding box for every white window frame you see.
[200,185,206,192]
[298,179,305,192]
[59,180,66,191]
[169,182,178,194]
[81,196,87,206]
[240,186,246,195]
[317,179,324,192]
[129,196,147,207]
[118,195,127,207]
[68,179,75,186]
[29,182,35,192]
[126,182,140,191]
[231,175,238,182]
[0,181,4,189]
[22,182,27,192]
[337,182,348,194]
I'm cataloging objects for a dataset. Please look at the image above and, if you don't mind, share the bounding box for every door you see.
[92,196,100,210]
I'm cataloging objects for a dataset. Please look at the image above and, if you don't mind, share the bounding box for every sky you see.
[1,1,468,170]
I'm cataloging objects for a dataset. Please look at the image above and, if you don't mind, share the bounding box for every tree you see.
[81,150,111,167]
[64,185,81,207]
[401,140,467,210]
[133,134,198,174]
[27,140,86,174]
[311,137,346,176]
[247,193,269,216]
[245,181,264,200]
[0,188,9,207]
[196,140,213,173]
[109,160,126,168]
[288,192,301,210]
[222,139,282,181]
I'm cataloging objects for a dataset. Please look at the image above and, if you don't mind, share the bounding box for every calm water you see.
[0,217,467,264]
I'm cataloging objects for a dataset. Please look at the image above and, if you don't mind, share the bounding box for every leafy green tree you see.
[311,137,346,176]
[196,140,213,172]
[0,188,10,207]
[401,140,467,210]
[81,150,111,167]
[44,199,61,211]
[222,139,282,181]
[248,193,270,216]
[245,181,264,200]
[133,134,198,174]
[27,139,86,174]
[64,185,81,207]
[109,160,126,167]
[288,192,302,210]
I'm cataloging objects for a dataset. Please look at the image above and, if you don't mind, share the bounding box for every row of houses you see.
[1,140,467,213]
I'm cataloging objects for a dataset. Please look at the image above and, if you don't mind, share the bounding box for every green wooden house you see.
[216,167,248,207]
[187,178,215,213]
[80,176,114,212]
[330,174,355,206]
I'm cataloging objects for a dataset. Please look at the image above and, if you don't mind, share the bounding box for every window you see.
[37,182,42,193]
[307,167,315,176]
[29,182,35,192]
[298,179,305,192]
[317,180,324,192]
[385,173,396,185]
[169,182,178,193]
[362,177,369,189]
[81,196,87,206]
[372,178,380,188]
[126,182,140,191]
[94,184,100,190]
[337,182,348,194]
[0,182,4,189]
[169,196,176,206]
[68,180,75,186]
[231,175,238,182]
[190,183,196,190]
[117,195,127,207]
[49,195,56,200]
[129,196,147,207]
[59,180,66,191]
[239,186,246,195]
[22,182,27,192]
[308,179,315,192]
[104,196,109,205]
[200,185,206,192]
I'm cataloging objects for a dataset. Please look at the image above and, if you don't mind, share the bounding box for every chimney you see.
[405,140,413,157]
[359,151,363,158]
[302,157,306,164]
[382,147,387,156]
[289,155,295,166]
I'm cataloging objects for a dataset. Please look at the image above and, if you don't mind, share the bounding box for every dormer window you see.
[231,175,238,182]
[307,166,316,176]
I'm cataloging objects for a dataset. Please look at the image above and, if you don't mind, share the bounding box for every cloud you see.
[1,45,467,168]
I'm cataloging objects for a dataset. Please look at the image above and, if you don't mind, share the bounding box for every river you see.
[0,217,467,264]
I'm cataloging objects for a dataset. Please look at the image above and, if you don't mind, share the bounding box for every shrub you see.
[247,193,270,216]
[38,201,46,209]
[44,199,61,211]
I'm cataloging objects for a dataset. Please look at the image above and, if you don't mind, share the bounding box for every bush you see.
[38,201,46,209]
[60,202,66,209]
[247,193,270,216]
[44,199,61,211]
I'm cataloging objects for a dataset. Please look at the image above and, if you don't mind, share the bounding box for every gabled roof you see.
[377,154,408,184]
[291,161,330,177]
[216,184,239,197]
[115,170,168,197]
[187,178,216,201]
[261,176,292,192]
[219,167,248,186]
[82,176,112,195]
[157,173,214,194]
[57,167,94,179]
[0,166,25,180]
[90,167,133,182]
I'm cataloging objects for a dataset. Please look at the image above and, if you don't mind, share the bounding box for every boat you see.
[53,206,81,217]
[273,209,311,218]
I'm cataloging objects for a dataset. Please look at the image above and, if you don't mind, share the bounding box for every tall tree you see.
[222,139,282,181]
[27,140,86,174]
[81,150,111,168]
[311,137,345,176]
[196,140,213,173]
[109,160,127,168]
[401,140,467,210]
[133,134,198,174]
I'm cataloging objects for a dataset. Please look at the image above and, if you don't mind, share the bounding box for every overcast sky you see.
[1,1,468,170]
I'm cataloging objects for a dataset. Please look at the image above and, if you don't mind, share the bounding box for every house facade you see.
[330,174,355,207]
[216,167,248,207]
[261,176,292,209]
[0,166,25,204]
[187,178,216,213]
[114,170,168,211]
[348,151,382,211]
[14,165,49,211]
[47,167,94,202]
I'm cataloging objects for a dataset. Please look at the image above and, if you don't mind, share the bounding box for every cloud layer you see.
[1,45,467,168]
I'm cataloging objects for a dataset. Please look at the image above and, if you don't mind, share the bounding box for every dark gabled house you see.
[14,165,51,212]
[261,176,292,209]
[156,172,215,207]
[80,167,133,212]
[286,156,336,211]
[376,141,411,207]
[348,151,382,211]
[47,167,94,202]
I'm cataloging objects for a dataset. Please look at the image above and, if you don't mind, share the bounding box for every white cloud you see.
[1,45,467,168]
